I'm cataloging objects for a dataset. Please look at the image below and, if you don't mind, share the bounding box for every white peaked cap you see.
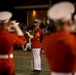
[0,11,12,23]
[47,1,75,22]
[34,19,42,23]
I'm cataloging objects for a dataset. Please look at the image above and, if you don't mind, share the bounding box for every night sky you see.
[0,0,30,24]
[0,0,75,24]
[51,0,76,5]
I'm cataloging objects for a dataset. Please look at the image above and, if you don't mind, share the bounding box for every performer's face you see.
[34,22,39,27]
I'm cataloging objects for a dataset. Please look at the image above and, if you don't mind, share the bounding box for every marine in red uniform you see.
[42,2,76,75]
[0,11,26,75]
[26,19,42,72]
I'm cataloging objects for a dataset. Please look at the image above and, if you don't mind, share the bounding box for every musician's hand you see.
[10,20,17,28]
[26,32,33,39]
[10,20,23,36]
[26,32,30,35]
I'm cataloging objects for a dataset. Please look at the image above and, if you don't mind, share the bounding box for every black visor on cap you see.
[34,21,39,23]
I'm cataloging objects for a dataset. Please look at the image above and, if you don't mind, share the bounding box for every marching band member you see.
[26,19,42,72]
[0,11,26,75]
[42,1,76,75]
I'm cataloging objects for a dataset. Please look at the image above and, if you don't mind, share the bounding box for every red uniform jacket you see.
[42,30,76,73]
[31,28,42,48]
[0,29,26,75]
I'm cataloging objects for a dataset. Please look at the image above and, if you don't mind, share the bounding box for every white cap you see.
[47,1,75,22]
[0,11,12,23]
[34,19,42,23]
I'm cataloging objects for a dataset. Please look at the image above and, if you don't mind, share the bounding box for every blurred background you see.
[0,0,75,25]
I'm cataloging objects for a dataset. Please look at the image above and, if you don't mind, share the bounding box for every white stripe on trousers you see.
[32,48,41,70]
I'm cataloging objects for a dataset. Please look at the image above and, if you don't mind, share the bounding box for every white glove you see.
[10,21,17,28]
[10,20,23,36]
[26,32,30,35]
[26,32,33,39]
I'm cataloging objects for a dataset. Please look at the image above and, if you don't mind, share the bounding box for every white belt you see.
[0,54,13,59]
[51,72,76,75]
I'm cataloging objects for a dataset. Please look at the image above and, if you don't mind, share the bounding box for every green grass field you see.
[14,50,50,75]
